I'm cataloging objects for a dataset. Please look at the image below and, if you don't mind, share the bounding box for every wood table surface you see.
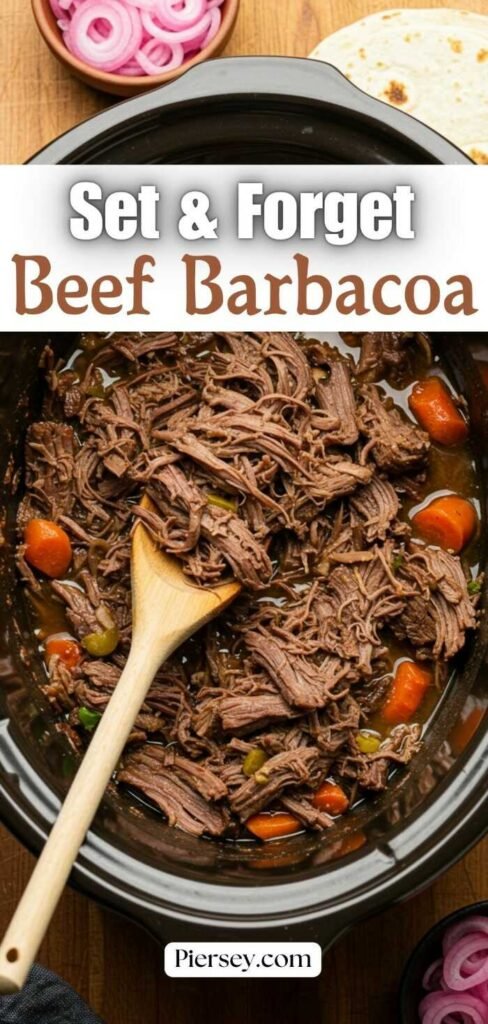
[0,0,487,1021]
[2,0,488,162]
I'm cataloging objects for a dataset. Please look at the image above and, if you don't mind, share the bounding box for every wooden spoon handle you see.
[0,636,167,994]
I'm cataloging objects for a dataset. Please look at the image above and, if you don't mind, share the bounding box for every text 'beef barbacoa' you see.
[16,332,480,841]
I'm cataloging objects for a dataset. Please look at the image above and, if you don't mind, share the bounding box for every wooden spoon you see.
[0,499,240,993]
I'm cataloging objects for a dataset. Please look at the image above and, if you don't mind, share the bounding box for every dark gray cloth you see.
[0,964,104,1024]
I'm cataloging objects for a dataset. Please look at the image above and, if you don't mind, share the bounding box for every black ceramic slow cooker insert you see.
[29,56,470,165]
[0,58,485,952]
[1,331,486,948]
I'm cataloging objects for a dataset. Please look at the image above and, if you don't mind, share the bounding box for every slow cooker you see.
[0,58,485,952]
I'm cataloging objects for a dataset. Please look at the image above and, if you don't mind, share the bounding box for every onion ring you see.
[55,0,226,78]
[141,7,211,44]
[135,37,184,73]
[67,0,143,71]
[157,0,206,30]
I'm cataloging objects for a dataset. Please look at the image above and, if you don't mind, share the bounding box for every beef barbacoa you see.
[16,332,480,841]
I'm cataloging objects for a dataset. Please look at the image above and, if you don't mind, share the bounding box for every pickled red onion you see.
[443,934,488,991]
[118,60,146,75]
[135,37,185,73]
[156,0,206,30]
[67,1,143,71]
[420,992,488,1024]
[50,0,68,17]
[141,8,211,44]
[423,959,445,993]
[201,7,221,45]
[181,7,219,50]
[419,915,488,1024]
[49,0,225,78]
[474,983,488,1004]
[444,918,488,955]
[124,0,159,8]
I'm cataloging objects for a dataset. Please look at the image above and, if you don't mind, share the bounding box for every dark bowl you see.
[0,59,485,953]
[399,901,488,1022]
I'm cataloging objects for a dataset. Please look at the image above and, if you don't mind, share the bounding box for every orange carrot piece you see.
[383,661,433,725]
[334,832,367,858]
[408,377,468,446]
[412,495,477,553]
[312,781,349,815]
[45,635,81,669]
[450,707,485,756]
[245,813,301,841]
[24,519,72,578]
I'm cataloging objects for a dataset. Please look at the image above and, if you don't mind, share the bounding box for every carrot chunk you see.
[312,781,349,815]
[24,519,72,578]
[450,707,485,756]
[412,495,477,553]
[408,377,468,446]
[335,832,366,858]
[245,813,301,841]
[383,661,433,725]
[45,635,81,669]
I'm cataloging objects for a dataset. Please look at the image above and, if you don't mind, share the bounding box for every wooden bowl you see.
[31,0,240,98]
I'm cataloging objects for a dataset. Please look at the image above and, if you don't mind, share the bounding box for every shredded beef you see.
[244,632,332,709]
[17,422,76,526]
[280,794,334,830]
[229,746,325,821]
[219,693,296,733]
[350,475,404,543]
[136,463,273,589]
[393,544,477,658]
[358,384,430,473]
[315,359,359,445]
[119,746,229,837]
[16,332,479,841]
[356,724,422,791]
[353,332,432,383]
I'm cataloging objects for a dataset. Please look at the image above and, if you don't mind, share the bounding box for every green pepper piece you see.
[355,731,381,754]
[79,706,102,732]
[207,492,237,513]
[468,578,482,595]
[392,554,404,573]
[81,626,120,657]
[86,384,106,399]
[61,753,76,777]
[243,748,268,777]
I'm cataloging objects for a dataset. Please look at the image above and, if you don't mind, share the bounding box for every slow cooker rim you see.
[1,657,487,941]
[26,55,471,167]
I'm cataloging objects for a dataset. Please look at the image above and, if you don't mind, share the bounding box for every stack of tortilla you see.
[309,8,488,163]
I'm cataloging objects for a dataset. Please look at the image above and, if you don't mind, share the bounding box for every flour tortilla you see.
[309,9,488,162]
